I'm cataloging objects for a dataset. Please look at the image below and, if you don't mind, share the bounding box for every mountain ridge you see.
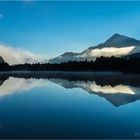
[48,33,140,64]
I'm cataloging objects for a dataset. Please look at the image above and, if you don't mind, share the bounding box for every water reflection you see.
[50,78,140,106]
[0,72,140,107]
[0,77,48,97]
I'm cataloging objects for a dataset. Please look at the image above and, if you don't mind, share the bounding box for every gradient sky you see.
[0,1,140,58]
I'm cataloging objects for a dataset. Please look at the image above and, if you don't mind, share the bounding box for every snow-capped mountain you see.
[48,33,140,63]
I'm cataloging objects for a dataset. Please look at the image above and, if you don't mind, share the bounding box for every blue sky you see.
[0,1,140,57]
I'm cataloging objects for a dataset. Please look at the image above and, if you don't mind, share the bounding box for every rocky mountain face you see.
[48,34,140,63]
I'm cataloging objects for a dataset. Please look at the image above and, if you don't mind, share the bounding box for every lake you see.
[0,72,140,139]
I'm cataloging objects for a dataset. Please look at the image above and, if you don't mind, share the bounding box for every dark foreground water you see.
[0,72,140,139]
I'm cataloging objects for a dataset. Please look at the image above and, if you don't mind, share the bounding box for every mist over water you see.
[0,72,140,138]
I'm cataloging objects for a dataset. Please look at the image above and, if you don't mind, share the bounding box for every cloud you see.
[0,44,46,65]
[90,46,135,58]
[80,46,135,58]
[0,13,3,18]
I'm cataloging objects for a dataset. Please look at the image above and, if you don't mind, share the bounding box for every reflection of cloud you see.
[76,81,135,95]
[50,79,137,95]
[0,77,48,97]
[0,44,46,65]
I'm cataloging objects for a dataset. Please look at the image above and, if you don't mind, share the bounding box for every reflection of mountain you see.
[1,72,140,106]
[49,78,140,107]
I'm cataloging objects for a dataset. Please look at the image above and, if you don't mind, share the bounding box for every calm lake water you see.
[0,72,140,139]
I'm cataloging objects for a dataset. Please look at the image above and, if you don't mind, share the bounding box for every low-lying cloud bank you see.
[0,44,46,65]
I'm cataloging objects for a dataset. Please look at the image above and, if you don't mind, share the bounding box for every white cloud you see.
[81,46,136,58]
[0,44,46,65]
[0,13,3,18]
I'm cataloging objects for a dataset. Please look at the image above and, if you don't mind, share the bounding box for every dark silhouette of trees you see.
[1,56,140,73]
[0,62,9,71]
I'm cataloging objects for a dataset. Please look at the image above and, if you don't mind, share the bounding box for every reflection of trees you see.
[0,75,9,86]
[1,71,140,88]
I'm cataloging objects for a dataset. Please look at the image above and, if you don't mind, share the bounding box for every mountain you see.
[48,33,140,63]
[97,33,140,48]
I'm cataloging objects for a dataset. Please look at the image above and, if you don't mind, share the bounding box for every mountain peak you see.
[111,33,123,38]
[104,33,140,47]
[106,33,129,41]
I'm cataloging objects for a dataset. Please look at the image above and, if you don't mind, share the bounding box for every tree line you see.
[0,56,140,73]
